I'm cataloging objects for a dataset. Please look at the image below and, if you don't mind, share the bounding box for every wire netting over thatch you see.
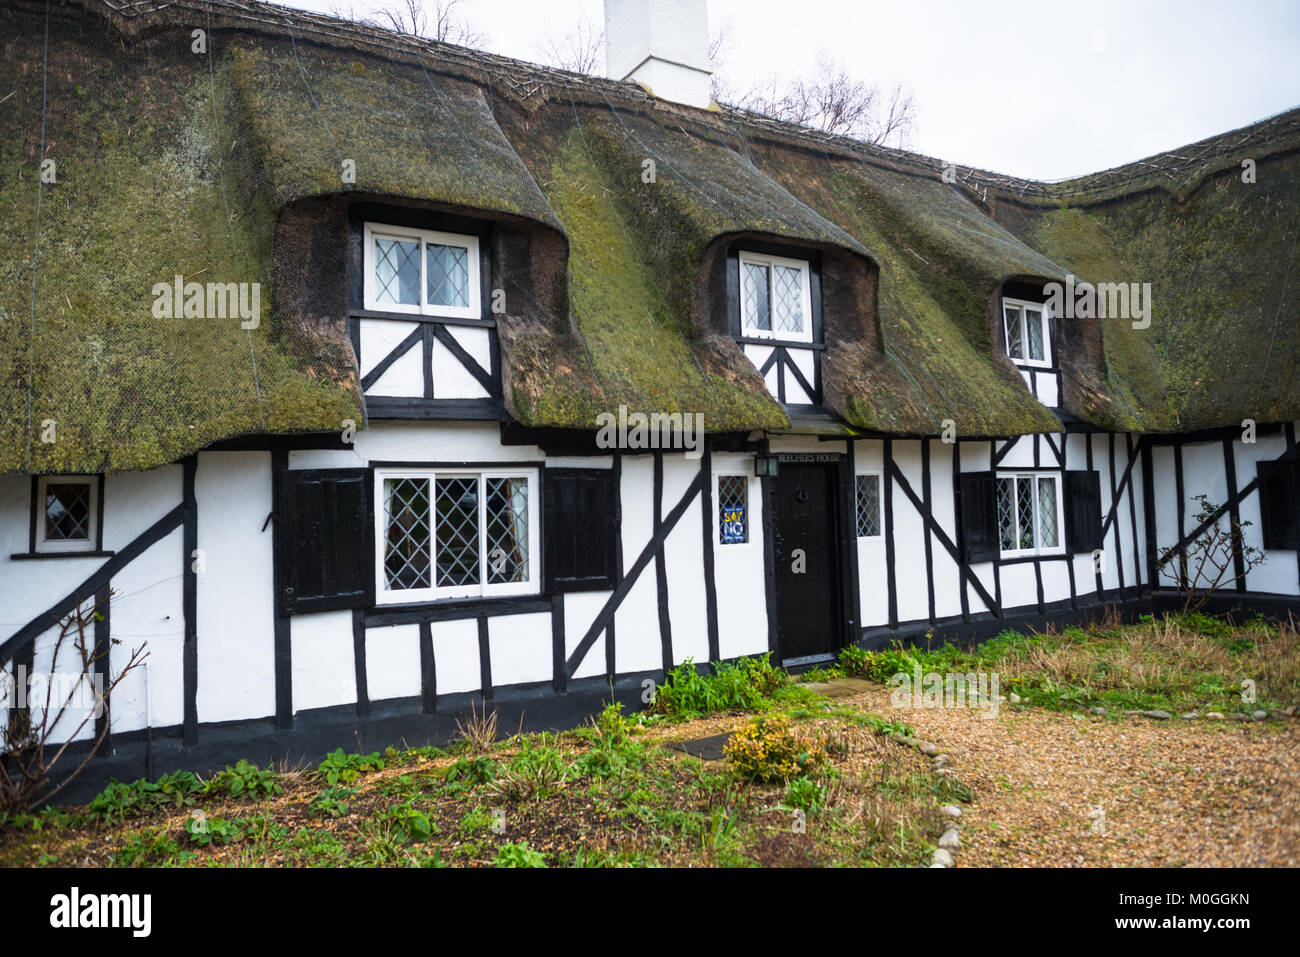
[3,0,1298,473]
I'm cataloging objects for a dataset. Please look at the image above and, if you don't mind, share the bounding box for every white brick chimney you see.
[604,0,712,109]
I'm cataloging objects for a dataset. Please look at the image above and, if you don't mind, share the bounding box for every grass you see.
[0,658,956,868]
[4,613,1290,867]
[839,610,1300,716]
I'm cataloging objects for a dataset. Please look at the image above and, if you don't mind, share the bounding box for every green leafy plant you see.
[495,841,547,868]
[205,760,283,799]
[650,654,787,717]
[183,814,246,847]
[443,756,499,796]
[783,777,826,814]
[313,748,386,786]
[385,801,433,843]
[308,786,357,819]
[838,645,869,676]
[574,703,646,780]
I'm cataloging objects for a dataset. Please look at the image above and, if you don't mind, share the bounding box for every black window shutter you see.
[544,468,618,592]
[958,471,999,563]
[1257,459,1300,549]
[1064,469,1104,554]
[276,469,373,616]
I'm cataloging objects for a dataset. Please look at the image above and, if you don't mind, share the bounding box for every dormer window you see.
[363,222,481,320]
[1002,298,1052,368]
[740,251,812,344]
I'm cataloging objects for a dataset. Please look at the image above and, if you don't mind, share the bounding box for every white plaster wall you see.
[853,440,888,627]
[928,441,964,619]
[565,591,611,681]
[709,454,767,660]
[432,328,492,400]
[431,618,480,694]
[359,319,423,397]
[664,493,709,666]
[363,624,422,703]
[195,451,275,725]
[614,456,662,673]
[489,612,552,687]
[109,527,185,734]
[290,610,356,713]
[890,440,929,624]
[291,421,544,470]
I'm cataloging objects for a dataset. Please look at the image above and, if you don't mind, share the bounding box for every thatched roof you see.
[2,0,1297,473]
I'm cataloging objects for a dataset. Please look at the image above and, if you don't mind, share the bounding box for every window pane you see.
[485,477,529,584]
[45,482,90,541]
[772,264,805,334]
[384,478,431,590]
[856,475,880,537]
[1004,305,1023,359]
[1038,476,1059,547]
[1026,309,1044,361]
[435,477,480,587]
[426,242,470,308]
[374,237,420,306]
[997,477,1016,551]
[718,476,748,544]
[1016,477,1035,549]
[742,262,770,332]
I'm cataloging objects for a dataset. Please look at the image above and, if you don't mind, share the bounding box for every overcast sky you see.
[280,0,1300,180]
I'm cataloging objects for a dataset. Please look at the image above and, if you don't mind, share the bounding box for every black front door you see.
[771,462,841,662]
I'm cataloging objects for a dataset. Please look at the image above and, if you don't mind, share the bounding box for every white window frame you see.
[1001,297,1053,369]
[373,467,539,605]
[363,222,481,320]
[738,251,814,344]
[855,471,883,540]
[996,471,1065,559]
[35,475,98,554]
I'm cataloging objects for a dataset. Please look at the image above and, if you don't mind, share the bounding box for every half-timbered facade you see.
[2,0,1298,795]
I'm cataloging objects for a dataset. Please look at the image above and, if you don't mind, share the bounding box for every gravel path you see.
[840,685,1300,867]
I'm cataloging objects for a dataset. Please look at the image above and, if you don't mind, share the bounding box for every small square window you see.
[739,252,811,343]
[364,223,480,319]
[1002,298,1052,368]
[855,474,881,538]
[34,476,99,554]
[717,475,749,545]
[996,472,1063,557]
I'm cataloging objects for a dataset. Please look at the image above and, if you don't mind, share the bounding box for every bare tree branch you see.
[536,15,605,76]
[374,0,486,48]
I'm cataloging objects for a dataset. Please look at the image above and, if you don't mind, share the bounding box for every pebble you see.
[932,848,955,867]
[939,828,960,850]
[1089,707,1108,715]
[940,805,962,818]
[1251,710,1267,721]
[1180,713,1198,720]
[1230,713,1252,722]
[1205,712,1225,720]
[1009,693,1022,705]
[1139,710,1172,720]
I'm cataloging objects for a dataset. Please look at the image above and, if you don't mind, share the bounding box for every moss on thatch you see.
[4,0,1298,475]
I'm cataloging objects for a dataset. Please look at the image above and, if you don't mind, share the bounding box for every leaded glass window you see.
[739,252,810,342]
[718,475,748,544]
[377,470,537,601]
[995,473,1064,557]
[1002,298,1051,367]
[856,474,881,538]
[45,482,91,541]
[365,224,480,318]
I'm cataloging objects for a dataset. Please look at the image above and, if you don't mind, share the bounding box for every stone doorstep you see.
[665,733,731,761]
[796,677,875,698]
